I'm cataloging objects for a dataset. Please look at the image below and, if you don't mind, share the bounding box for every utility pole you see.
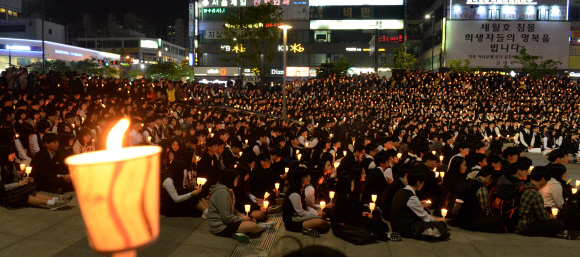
[42,0,46,74]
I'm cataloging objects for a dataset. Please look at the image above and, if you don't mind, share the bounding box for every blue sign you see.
[55,49,83,57]
[189,53,194,66]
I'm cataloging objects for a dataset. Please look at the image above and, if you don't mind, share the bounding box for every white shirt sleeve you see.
[253,145,261,157]
[552,183,564,209]
[31,134,40,154]
[520,132,529,147]
[289,193,317,217]
[14,139,31,162]
[407,195,434,222]
[543,137,549,149]
[384,167,393,182]
[162,178,192,203]
[304,186,317,210]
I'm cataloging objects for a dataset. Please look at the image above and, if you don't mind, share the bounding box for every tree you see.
[316,57,354,78]
[178,58,194,79]
[70,58,104,77]
[446,59,482,73]
[220,3,283,82]
[44,60,70,74]
[128,69,143,80]
[104,66,121,78]
[503,46,562,78]
[389,43,417,70]
[145,62,181,80]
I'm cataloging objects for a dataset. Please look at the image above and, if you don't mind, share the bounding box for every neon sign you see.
[55,49,83,57]
[5,45,31,51]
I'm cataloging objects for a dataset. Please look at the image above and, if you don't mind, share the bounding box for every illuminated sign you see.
[140,40,159,49]
[55,49,83,57]
[346,47,384,52]
[189,53,194,66]
[466,0,537,5]
[202,8,226,13]
[569,72,580,77]
[218,44,246,53]
[451,4,565,21]
[271,68,284,75]
[200,0,307,7]
[277,43,305,53]
[310,0,402,5]
[310,20,404,30]
[348,67,376,75]
[5,45,31,51]
[194,67,238,76]
[286,67,309,77]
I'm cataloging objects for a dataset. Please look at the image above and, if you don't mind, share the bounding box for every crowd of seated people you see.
[1,68,580,243]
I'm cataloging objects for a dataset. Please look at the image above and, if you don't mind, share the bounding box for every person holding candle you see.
[29,133,73,194]
[197,138,221,193]
[208,168,277,243]
[30,120,52,155]
[127,120,144,147]
[160,159,208,217]
[282,167,329,237]
[282,135,299,162]
[439,157,467,216]
[381,167,410,221]
[515,167,579,240]
[141,118,157,145]
[539,164,568,211]
[333,172,400,242]
[390,169,449,241]
[13,124,34,164]
[72,128,94,155]
[233,161,269,221]
[416,154,444,213]
[360,151,396,207]
[0,146,71,210]
[249,153,279,203]
[454,167,504,233]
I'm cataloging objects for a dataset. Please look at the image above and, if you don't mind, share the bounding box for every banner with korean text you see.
[444,20,569,69]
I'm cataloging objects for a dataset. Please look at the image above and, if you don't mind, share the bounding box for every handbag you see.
[331,221,379,245]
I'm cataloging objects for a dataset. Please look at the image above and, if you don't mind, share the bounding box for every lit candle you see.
[371,194,377,202]
[441,208,448,218]
[572,188,577,194]
[239,152,243,157]
[320,201,326,210]
[334,162,339,168]
[285,167,289,174]
[20,164,25,171]
[208,128,212,133]
[148,136,152,142]
[245,139,249,145]
[64,118,161,255]
[264,192,270,199]
[305,142,309,148]
[397,153,402,159]
[435,172,439,178]
[329,191,335,200]
[439,155,443,162]
[343,151,347,156]
[369,202,375,212]
[210,133,214,138]
[330,133,334,138]
[432,150,436,155]
[440,172,445,179]
[15,133,19,138]
[245,204,251,216]
[426,200,432,204]
[25,166,32,178]
[275,183,279,190]
[551,207,559,216]
[72,124,75,129]
[297,154,302,161]
[576,180,580,187]
[263,201,269,209]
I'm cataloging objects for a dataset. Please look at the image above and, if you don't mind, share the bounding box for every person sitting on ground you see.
[454,166,504,233]
[160,159,208,217]
[515,166,580,240]
[282,166,329,237]
[333,172,400,241]
[207,168,277,243]
[390,169,449,241]
[539,164,568,211]
[0,146,71,210]
[29,133,73,194]
[233,160,268,221]
[381,167,410,221]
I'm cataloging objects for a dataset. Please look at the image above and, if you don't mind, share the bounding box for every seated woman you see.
[233,162,267,221]
[72,128,94,155]
[333,172,399,241]
[539,164,568,210]
[160,159,208,217]
[282,167,329,237]
[0,146,71,210]
[454,167,504,233]
[208,168,276,243]
[390,169,449,241]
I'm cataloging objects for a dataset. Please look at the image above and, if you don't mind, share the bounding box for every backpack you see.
[559,193,580,231]
[488,183,533,232]
[454,179,474,201]
[330,221,379,245]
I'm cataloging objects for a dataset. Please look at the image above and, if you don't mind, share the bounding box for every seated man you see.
[390,169,449,241]
[381,167,410,221]
[515,167,579,240]
[29,133,73,194]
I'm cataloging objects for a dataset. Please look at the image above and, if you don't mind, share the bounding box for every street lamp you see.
[279,24,292,120]
[425,8,435,71]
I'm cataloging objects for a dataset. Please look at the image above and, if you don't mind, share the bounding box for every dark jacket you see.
[381,177,406,221]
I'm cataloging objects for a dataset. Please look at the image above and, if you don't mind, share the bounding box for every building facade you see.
[191,0,426,80]
[0,18,66,44]
[0,0,22,20]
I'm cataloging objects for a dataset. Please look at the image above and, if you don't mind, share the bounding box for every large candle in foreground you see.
[65,118,161,256]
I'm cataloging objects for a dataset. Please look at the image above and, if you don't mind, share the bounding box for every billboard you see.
[310,19,404,30]
[310,0,402,6]
[444,20,569,69]
[200,0,308,8]
[194,67,239,76]
[450,0,568,21]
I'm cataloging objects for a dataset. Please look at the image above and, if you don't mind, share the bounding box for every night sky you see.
[28,0,188,35]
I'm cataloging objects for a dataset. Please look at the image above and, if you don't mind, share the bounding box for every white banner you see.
[444,20,569,69]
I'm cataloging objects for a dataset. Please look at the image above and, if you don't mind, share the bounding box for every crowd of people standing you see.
[1,67,580,244]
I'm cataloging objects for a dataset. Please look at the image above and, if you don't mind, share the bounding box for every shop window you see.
[17,58,31,66]
[48,29,52,34]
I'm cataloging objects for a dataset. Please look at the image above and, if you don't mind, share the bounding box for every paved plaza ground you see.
[1,151,579,257]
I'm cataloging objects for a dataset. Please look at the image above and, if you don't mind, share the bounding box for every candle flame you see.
[107,119,130,150]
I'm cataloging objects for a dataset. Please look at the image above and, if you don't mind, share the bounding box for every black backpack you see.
[559,193,580,231]
[488,183,533,232]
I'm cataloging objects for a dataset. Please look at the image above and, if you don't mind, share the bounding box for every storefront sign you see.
[194,67,238,76]
[310,19,404,30]
[348,67,375,75]
[569,72,580,77]
[310,0,402,6]
[286,67,309,77]
[277,43,305,53]
[140,40,159,49]
[451,3,565,21]
[200,0,308,7]
[55,49,83,57]
[5,45,31,51]
[205,30,224,40]
[466,0,537,5]
[445,20,569,68]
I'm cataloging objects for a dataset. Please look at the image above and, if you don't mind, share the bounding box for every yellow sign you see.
[233,44,246,53]
[290,43,304,53]
[572,31,580,38]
